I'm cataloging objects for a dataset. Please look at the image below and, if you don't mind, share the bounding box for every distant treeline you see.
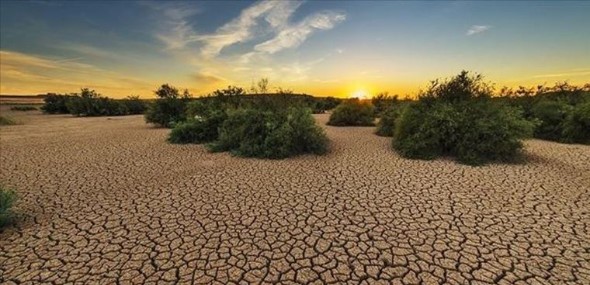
[41,86,343,118]
[42,89,148,116]
[193,92,342,114]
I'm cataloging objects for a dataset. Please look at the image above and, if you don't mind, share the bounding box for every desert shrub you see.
[393,71,534,165]
[530,100,572,141]
[10,106,37,111]
[145,84,191,128]
[66,88,128,116]
[168,111,227,144]
[372,92,398,115]
[211,85,246,104]
[452,101,535,165]
[187,100,213,118]
[375,105,403,137]
[0,186,17,228]
[187,96,233,119]
[188,89,341,115]
[41,93,71,114]
[121,96,147,115]
[171,85,329,158]
[420,71,493,104]
[0,116,17,126]
[562,101,590,144]
[209,107,328,158]
[312,96,341,113]
[327,100,375,126]
[393,102,460,160]
[499,90,589,144]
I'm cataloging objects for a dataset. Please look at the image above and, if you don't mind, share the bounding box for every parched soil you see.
[1,112,589,285]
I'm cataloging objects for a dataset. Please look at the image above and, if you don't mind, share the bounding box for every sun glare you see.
[350,89,368,100]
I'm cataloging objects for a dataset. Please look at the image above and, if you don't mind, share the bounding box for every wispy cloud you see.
[254,11,346,54]
[277,58,326,82]
[58,43,126,61]
[466,25,491,36]
[143,1,346,93]
[198,1,304,57]
[532,69,590,78]
[151,1,345,58]
[192,72,225,85]
[142,1,201,50]
[0,50,152,96]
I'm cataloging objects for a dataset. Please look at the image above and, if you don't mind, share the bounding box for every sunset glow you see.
[1,1,589,98]
[350,90,368,100]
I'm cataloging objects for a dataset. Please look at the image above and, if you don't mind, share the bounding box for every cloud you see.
[145,1,346,93]
[143,1,201,50]
[58,43,126,61]
[152,1,345,58]
[254,11,346,54]
[532,69,590,78]
[0,50,152,96]
[156,21,199,50]
[192,72,225,85]
[199,1,302,57]
[466,25,491,36]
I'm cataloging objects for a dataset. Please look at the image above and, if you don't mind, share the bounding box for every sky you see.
[1,0,589,98]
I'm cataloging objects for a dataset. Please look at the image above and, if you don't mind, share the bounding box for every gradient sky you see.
[1,1,589,98]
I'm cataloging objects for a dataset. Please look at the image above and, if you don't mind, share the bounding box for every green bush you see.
[375,106,403,137]
[452,101,535,165]
[393,102,459,160]
[168,111,227,144]
[420,71,492,104]
[0,116,17,126]
[372,92,398,115]
[42,91,145,116]
[187,89,341,116]
[10,106,37,111]
[66,88,128,116]
[121,96,147,115]
[327,100,375,126]
[498,84,590,144]
[169,86,331,158]
[0,186,17,228]
[187,97,230,119]
[530,100,572,141]
[562,101,590,144]
[41,93,71,114]
[145,84,190,128]
[209,107,328,159]
[313,96,342,113]
[393,71,535,165]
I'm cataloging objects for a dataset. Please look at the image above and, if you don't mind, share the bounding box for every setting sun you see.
[350,89,369,100]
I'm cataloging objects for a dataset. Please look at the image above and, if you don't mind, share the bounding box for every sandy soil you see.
[1,112,589,284]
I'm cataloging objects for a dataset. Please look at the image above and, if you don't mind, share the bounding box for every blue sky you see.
[1,0,589,98]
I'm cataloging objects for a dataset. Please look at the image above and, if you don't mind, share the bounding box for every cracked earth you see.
[1,111,589,284]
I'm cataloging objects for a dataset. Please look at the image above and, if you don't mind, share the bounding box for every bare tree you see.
[257,78,269,94]
[250,80,258,94]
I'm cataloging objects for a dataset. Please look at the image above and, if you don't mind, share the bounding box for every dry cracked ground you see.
[1,109,589,285]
